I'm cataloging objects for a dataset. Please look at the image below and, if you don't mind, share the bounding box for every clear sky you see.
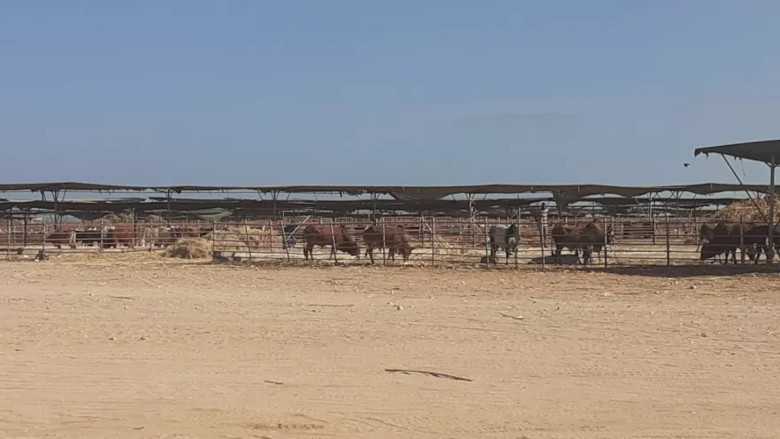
[2,0,779,186]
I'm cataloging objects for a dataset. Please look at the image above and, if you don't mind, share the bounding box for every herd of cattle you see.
[38,219,780,265]
[698,221,780,263]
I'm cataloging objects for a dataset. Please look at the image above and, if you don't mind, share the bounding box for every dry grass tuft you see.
[164,238,212,259]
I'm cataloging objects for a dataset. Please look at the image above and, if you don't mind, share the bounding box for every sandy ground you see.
[1,256,779,439]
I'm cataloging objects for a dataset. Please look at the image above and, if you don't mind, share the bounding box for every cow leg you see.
[366,246,375,264]
[303,244,312,260]
[505,249,510,265]
[389,247,396,261]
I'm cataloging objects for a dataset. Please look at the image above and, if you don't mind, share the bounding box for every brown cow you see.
[362,223,414,263]
[45,230,76,249]
[302,224,360,260]
[550,221,610,265]
[102,224,135,249]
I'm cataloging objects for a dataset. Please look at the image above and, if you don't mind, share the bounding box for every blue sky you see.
[1,0,779,186]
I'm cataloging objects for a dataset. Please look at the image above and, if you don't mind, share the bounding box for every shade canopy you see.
[695,139,780,165]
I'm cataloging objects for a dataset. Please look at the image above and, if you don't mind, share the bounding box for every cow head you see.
[398,241,414,261]
[700,242,719,261]
[338,236,360,258]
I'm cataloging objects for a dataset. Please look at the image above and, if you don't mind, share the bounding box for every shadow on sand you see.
[587,264,780,279]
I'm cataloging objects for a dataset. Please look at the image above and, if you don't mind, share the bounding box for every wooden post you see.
[665,218,671,266]
[329,219,339,265]
[381,218,387,265]
[243,219,253,262]
[431,217,436,267]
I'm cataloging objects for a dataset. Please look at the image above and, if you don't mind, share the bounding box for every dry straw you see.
[713,198,780,222]
[164,238,212,259]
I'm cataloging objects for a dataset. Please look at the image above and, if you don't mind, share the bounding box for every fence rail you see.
[1,216,777,267]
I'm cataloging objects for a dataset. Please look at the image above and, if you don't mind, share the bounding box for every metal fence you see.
[3,215,777,267]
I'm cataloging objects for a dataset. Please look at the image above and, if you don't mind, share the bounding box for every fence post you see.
[329,219,338,265]
[665,218,671,266]
[6,217,10,260]
[281,221,291,262]
[23,211,28,248]
[243,219,253,263]
[539,214,546,269]
[739,216,745,264]
[604,217,609,269]
[514,209,520,268]
[268,219,274,259]
[99,219,104,252]
[212,220,217,263]
[651,214,657,245]
[431,217,436,267]
[381,218,387,265]
[484,217,490,265]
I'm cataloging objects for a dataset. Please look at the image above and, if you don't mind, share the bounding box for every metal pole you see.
[6,217,10,259]
[23,211,28,248]
[722,154,770,223]
[268,219,274,259]
[212,220,217,263]
[329,219,338,265]
[769,157,776,263]
[243,219,253,262]
[484,217,490,265]
[739,216,745,264]
[431,217,436,267]
[381,218,387,265]
[665,218,671,266]
[281,221,291,262]
[539,213,546,269]
[514,208,520,268]
[604,217,610,269]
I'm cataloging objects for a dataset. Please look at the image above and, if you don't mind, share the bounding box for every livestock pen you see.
[0,181,776,268]
[2,215,777,267]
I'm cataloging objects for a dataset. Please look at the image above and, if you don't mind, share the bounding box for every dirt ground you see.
[1,255,779,438]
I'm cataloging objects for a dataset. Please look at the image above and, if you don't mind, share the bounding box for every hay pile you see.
[204,227,275,251]
[713,199,780,222]
[164,238,212,259]
[101,213,134,223]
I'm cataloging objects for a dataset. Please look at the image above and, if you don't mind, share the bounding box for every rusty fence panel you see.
[1,215,777,267]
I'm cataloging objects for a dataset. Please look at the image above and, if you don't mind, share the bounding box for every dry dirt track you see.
[1,256,779,439]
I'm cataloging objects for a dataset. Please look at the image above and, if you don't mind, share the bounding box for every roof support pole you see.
[768,156,776,263]
[721,155,768,223]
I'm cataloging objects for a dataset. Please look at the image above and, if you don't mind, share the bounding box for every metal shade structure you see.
[695,139,779,262]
